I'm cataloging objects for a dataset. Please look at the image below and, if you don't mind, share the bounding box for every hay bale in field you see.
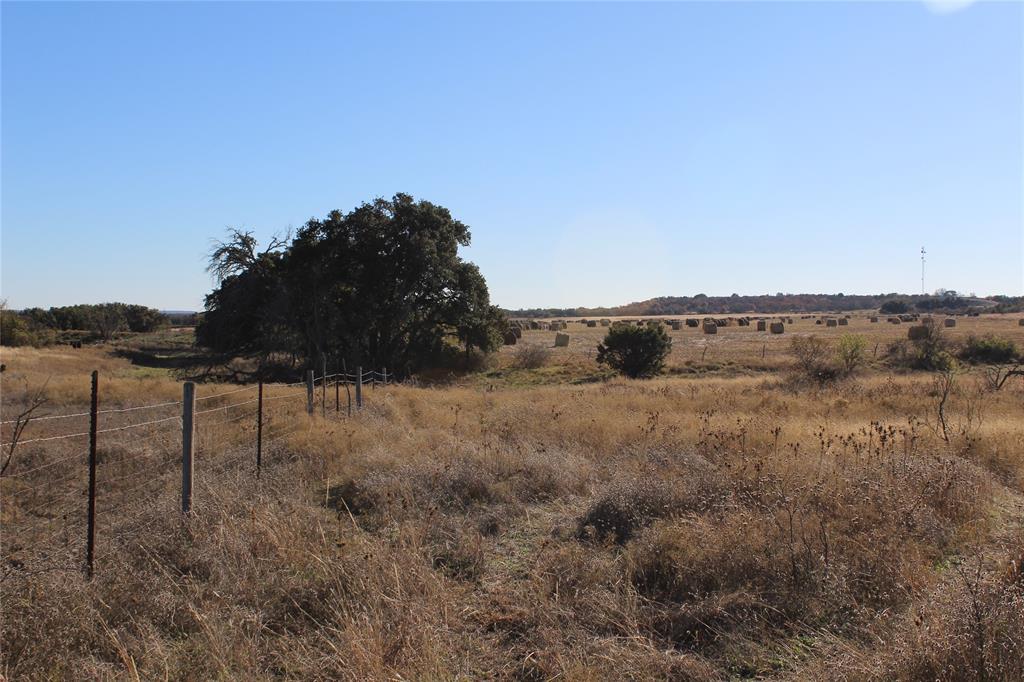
[671,320,682,330]
[907,325,930,341]
[944,318,956,328]
[586,320,597,328]
[815,319,823,325]
[838,318,848,326]
[826,319,838,328]
[756,320,767,331]
[1019,319,1024,326]
[869,316,879,323]
[512,327,522,339]
[737,318,750,327]
[503,331,517,346]
[600,319,611,327]
[889,317,902,324]
[715,318,729,327]
[554,332,570,347]
[686,319,699,328]
[770,322,785,334]
[702,321,718,334]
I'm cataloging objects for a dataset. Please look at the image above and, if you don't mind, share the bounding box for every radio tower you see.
[920,247,926,295]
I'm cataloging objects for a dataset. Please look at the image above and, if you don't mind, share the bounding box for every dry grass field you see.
[2,314,1024,680]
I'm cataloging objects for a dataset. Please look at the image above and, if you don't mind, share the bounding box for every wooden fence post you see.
[355,366,363,410]
[86,370,98,578]
[306,370,315,416]
[320,354,327,418]
[181,381,195,514]
[256,378,263,479]
[382,366,387,385]
[335,377,340,413]
[343,359,352,417]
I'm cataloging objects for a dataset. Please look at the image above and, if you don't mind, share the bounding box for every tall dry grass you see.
[2,336,1023,679]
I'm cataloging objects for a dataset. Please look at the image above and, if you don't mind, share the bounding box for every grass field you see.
[2,314,1023,680]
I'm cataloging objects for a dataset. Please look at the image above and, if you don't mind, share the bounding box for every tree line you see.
[0,302,168,346]
[196,193,506,376]
[507,292,997,318]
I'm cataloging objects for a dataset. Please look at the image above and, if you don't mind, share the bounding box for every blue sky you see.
[2,1,1021,311]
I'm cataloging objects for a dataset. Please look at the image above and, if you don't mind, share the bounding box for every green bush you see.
[596,324,671,378]
[836,334,867,376]
[959,335,1018,365]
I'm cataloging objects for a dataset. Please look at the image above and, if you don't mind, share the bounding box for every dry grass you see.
[2,318,1024,679]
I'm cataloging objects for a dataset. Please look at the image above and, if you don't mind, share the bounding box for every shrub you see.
[596,324,671,378]
[836,334,867,376]
[511,343,551,370]
[892,318,952,371]
[789,335,836,383]
[959,335,1019,365]
[880,300,910,315]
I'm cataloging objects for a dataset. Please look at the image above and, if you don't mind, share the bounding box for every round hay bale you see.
[503,331,517,345]
[944,318,956,328]
[769,322,785,334]
[756,320,767,331]
[838,318,848,326]
[671,320,682,330]
[826,319,838,328]
[512,327,522,339]
[600,319,611,327]
[1019,318,1024,326]
[815,319,823,325]
[686,319,699,328]
[702,321,718,335]
[554,332,570,347]
[869,316,879,323]
[586,320,597,328]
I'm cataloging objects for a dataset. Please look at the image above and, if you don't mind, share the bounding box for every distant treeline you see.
[0,302,168,347]
[505,292,1003,318]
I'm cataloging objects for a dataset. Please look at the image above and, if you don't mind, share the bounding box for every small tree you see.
[836,334,867,377]
[596,324,671,378]
[790,335,831,381]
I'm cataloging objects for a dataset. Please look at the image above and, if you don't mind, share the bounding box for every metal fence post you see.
[181,382,195,514]
[355,366,363,410]
[86,370,98,578]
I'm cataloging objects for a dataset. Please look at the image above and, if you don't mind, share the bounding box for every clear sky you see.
[2,1,1021,311]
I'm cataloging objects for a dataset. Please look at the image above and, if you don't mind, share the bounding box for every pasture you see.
[2,314,1023,680]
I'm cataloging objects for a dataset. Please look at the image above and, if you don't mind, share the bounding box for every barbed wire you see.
[195,397,259,416]
[194,385,256,402]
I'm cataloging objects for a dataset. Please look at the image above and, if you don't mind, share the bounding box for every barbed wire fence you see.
[0,364,392,579]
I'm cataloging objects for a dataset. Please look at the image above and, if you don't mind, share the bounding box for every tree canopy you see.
[196,194,506,374]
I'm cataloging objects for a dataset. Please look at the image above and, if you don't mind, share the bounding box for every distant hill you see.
[503,293,1011,318]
